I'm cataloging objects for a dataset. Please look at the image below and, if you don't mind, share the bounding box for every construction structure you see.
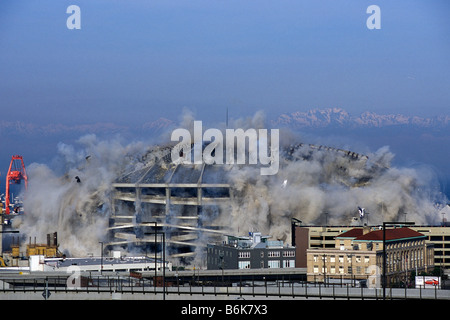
[109,146,231,262]
[1,232,63,267]
[25,232,61,258]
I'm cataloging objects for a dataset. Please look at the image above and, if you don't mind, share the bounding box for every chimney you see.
[363,226,371,235]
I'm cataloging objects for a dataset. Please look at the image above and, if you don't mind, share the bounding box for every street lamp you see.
[143,221,158,289]
[382,221,415,300]
[144,222,166,300]
[99,241,103,274]
[322,254,327,286]
[219,251,225,285]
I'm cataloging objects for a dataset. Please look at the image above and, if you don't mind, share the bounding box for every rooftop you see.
[213,232,294,249]
[336,227,426,242]
[335,228,364,239]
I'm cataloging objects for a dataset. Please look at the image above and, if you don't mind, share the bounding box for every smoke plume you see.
[17,134,148,256]
[14,111,448,259]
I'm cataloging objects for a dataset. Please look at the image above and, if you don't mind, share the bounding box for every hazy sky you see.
[0,0,449,127]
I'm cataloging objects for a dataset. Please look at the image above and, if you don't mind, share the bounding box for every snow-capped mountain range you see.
[1,108,449,136]
[272,108,450,129]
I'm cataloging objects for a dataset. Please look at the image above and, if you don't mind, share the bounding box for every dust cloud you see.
[13,111,448,257]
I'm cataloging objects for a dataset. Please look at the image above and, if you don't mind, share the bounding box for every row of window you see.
[239,260,295,269]
[313,265,369,275]
[313,255,371,264]
[208,247,295,259]
[238,250,295,259]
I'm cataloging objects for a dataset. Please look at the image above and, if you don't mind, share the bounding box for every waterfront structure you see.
[207,232,296,270]
[306,226,434,286]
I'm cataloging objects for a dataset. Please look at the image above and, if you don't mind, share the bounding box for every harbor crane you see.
[5,155,27,214]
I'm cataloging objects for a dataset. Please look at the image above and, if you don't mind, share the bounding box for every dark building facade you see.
[207,232,296,270]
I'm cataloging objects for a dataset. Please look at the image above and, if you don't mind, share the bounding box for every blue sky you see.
[0,0,450,200]
[0,0,449,127]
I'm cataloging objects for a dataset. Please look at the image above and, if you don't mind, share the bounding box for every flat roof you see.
[48,256,164,268]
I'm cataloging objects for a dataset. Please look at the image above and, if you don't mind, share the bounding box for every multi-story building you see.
[207,232,296,270]
[294,225,450,270]
[411,226,450,269]
[306,226,434,286]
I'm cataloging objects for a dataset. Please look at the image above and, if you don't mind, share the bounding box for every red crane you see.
[5,155,27,215]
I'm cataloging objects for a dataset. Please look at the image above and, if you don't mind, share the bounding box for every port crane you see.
[5,155,27,214]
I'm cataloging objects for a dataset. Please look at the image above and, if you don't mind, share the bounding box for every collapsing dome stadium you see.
[108,138,446,266]
[110,144,233,263]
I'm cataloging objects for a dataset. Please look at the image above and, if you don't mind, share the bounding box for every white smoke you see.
[14,110,448,259]
[223,141,447,242]
[17,134,147,256]
[174,110,448,243]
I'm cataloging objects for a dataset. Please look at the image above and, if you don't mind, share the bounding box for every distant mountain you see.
[1,109,449,138]
[141,117,175,132]
[272,108,450,129]
[0,120,129,136]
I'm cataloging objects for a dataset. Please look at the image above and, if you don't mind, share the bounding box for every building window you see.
[268,260,281,268]
[283,260,295,268]
[239,251,250,259]
[268,251,280,258]
[283,251,295,257]
[238,261,250,269]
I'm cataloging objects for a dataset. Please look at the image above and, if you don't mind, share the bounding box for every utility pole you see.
[99,241,103,274]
